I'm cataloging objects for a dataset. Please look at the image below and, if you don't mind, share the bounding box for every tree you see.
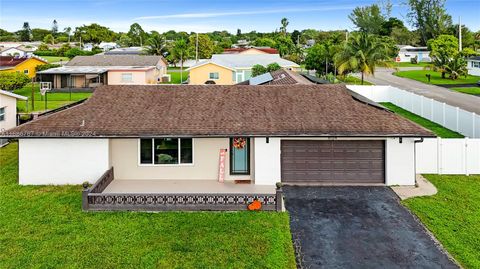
[280,18,289,36]
[443,54,467,80]
[335,32,393,84]
[427,34,459,78]
[51,19,58,37]
[349,4,385,35]
[31,28,51,41]
[236,29,242,37]
[65,47,85,58]
[117,34,132,47]
[380,17,405,36]
[251,64,267,77]
[291,30,301,44]
[407,0,452,45]
[275,36,295,57]
[188,34,214,59]
[390,27,418,45]
[64,27,72,42]
[127,23,146,46]
[266,63,281,72]
[73,24,117,44]
[253,38,276,48]
[172,39,190,82]
[0,72,30,91]
[37,43,49,51]
[19,22,31,41]
[43,34,55,45]
[144,33,166,56]
[448,24,475,49]
[305,42,339,75]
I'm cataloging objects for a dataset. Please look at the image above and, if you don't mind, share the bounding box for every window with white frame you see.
[0,107,5,121]
[140,138,193,165]
[472,61,480,68]
[121,73,133,82]
[209,72,219,79]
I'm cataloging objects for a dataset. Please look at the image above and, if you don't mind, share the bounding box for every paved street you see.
[362,68,480,114]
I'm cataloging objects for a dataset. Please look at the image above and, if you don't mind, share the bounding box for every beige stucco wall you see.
[0,94,19,131]
[108,71,148,85]
[188,63,234,85]
[109,138,254,181]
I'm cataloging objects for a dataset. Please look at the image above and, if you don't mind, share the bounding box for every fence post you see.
[437,137,442,175]
[430,99,434,121]
[473,112,476,138]
[420,96,424,117]
[465,137,469,176]
[82,182,90,211]
[456,107,460,132]
[275,183,283,212]
[442,103,446,126]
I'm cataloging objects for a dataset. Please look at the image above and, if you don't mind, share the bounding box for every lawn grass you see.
[13,83,91,112]
[394,70,480,85]
[0,143,296,268]
[165,71,188,84]
[338,75,374,85]
[450,87,480,96]
[388,61,430,68]
[403,174,480,269]
[40,56,70,63]
[380,102,463,138]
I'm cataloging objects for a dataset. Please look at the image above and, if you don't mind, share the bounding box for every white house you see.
[0,90,28,146]
[467,56,480,76]
[396,45,431,63]
[0,47,32,57]
[98,42,118,52]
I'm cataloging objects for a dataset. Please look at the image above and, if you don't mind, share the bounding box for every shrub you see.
[0,73,30,91]
[64,48,85,58]
[252,64,267,77]
[34,50,58,57]
[266,62,281,72]
[410,56,418,64]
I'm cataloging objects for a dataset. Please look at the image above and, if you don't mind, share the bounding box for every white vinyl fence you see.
[347,85,480,138]
[416,138,480,175]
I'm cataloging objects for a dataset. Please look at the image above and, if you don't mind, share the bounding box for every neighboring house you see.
[232,39,250,48]
[0,56,47,78]
[187,54,300,85]
[0,90,27,146]
[238,69,312,85]
[1,84,433,189]
[466,56,480,76]
[37,55,168,89]
[172,59,207,68]
[396,45,431,62]
[223,47,279,54]
[103,47,144,55]
[0,47,32,57]
[98,42,118,52]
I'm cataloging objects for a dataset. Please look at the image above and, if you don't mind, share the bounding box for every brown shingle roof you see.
[1,84,434,138]
[0,56,29,67]
[66,55,165,67]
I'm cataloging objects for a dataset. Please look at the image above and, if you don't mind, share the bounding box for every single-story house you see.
[98,42,118,52]
[0,90,28,146]
[0,46,33,57]
[467,56,480,76]
[396,45,431,63]
[187,54,300,85]
[103,47,143,55]
[2,84,433,191]
[223,47,278,54]
[0,56,47,78]
[37,55,168,89]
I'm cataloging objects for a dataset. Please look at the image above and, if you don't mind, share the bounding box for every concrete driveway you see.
[284,186,458,269]
[360,68,480,114]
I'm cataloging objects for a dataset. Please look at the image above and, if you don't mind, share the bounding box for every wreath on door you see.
[233,137,247,149]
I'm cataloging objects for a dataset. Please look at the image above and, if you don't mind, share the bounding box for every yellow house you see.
[0,56,47,78]
[187,54,300,85]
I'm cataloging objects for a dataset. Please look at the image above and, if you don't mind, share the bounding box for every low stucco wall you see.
[18,139,110,185]
[110,138,253,181]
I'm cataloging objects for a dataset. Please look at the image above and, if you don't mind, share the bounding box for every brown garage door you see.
[281,140,385,184]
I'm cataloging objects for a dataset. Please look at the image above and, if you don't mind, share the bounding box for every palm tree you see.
[64,27,72,43]
[280,18,289,36]
[444,54,467,80]
[144,33,166,56]
[335,32,393,85]
[172,39,190,83]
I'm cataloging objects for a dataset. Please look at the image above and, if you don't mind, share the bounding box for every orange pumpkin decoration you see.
[248,199,262,211]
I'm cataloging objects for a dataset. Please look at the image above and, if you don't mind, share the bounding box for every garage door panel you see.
[281,140,385,184]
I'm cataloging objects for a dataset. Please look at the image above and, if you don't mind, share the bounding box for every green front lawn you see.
[0,143,296,268]
[450,87,480,96]
[380,102,463,138]
[166,71,188,84]
[13,84,91,112]
[389,61,430,68]
[403,174,480,269]
[394,70,480,85]
[40,56,70,63]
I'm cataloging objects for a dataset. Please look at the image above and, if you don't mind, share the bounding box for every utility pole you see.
[458,17,462,52]
[195,32,199,62]
[345,30,348,41]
